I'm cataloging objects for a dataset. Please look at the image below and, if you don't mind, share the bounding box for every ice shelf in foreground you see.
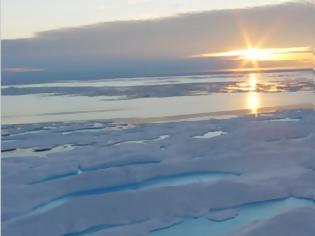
[2,109,315,236]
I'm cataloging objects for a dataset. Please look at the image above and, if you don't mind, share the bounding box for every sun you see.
[241,48,273,61]
[238,48,276,69]
[193,47,277,62]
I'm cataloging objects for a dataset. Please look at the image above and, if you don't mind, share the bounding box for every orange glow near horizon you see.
[193,47,311,61]
[192,46,312,72]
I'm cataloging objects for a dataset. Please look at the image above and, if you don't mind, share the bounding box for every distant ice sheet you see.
[2,71,314,125]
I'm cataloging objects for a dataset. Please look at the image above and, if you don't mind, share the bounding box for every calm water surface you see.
[2,71,314,124]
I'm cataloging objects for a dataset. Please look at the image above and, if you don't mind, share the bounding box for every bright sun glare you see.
[192,16,311,71]
[241,48,273,61]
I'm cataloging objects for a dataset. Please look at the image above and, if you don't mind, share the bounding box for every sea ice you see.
[2,109,315,236]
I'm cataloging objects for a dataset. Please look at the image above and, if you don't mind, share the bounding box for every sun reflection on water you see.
[246,73,260,115]
[248,74,257,91]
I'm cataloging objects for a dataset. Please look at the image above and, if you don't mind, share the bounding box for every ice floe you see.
[1,109,315,236]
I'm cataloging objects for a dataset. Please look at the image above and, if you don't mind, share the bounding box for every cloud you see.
[3,67,45,73]
[2,1,313,84]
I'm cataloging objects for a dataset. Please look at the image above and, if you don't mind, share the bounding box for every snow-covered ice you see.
[2,108,315,236]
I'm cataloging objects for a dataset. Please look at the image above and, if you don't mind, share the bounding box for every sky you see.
[2,0,314,84]
[3,0,289,39]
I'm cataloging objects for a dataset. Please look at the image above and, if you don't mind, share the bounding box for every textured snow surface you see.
[2,109,315,236]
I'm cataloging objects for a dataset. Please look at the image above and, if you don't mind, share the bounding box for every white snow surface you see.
[1,109,315,236]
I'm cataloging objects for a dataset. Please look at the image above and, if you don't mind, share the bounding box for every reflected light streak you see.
[246,73,260,115]
[248,73,257,91]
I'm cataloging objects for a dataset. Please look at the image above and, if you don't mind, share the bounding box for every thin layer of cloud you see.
[3,67,45,73]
